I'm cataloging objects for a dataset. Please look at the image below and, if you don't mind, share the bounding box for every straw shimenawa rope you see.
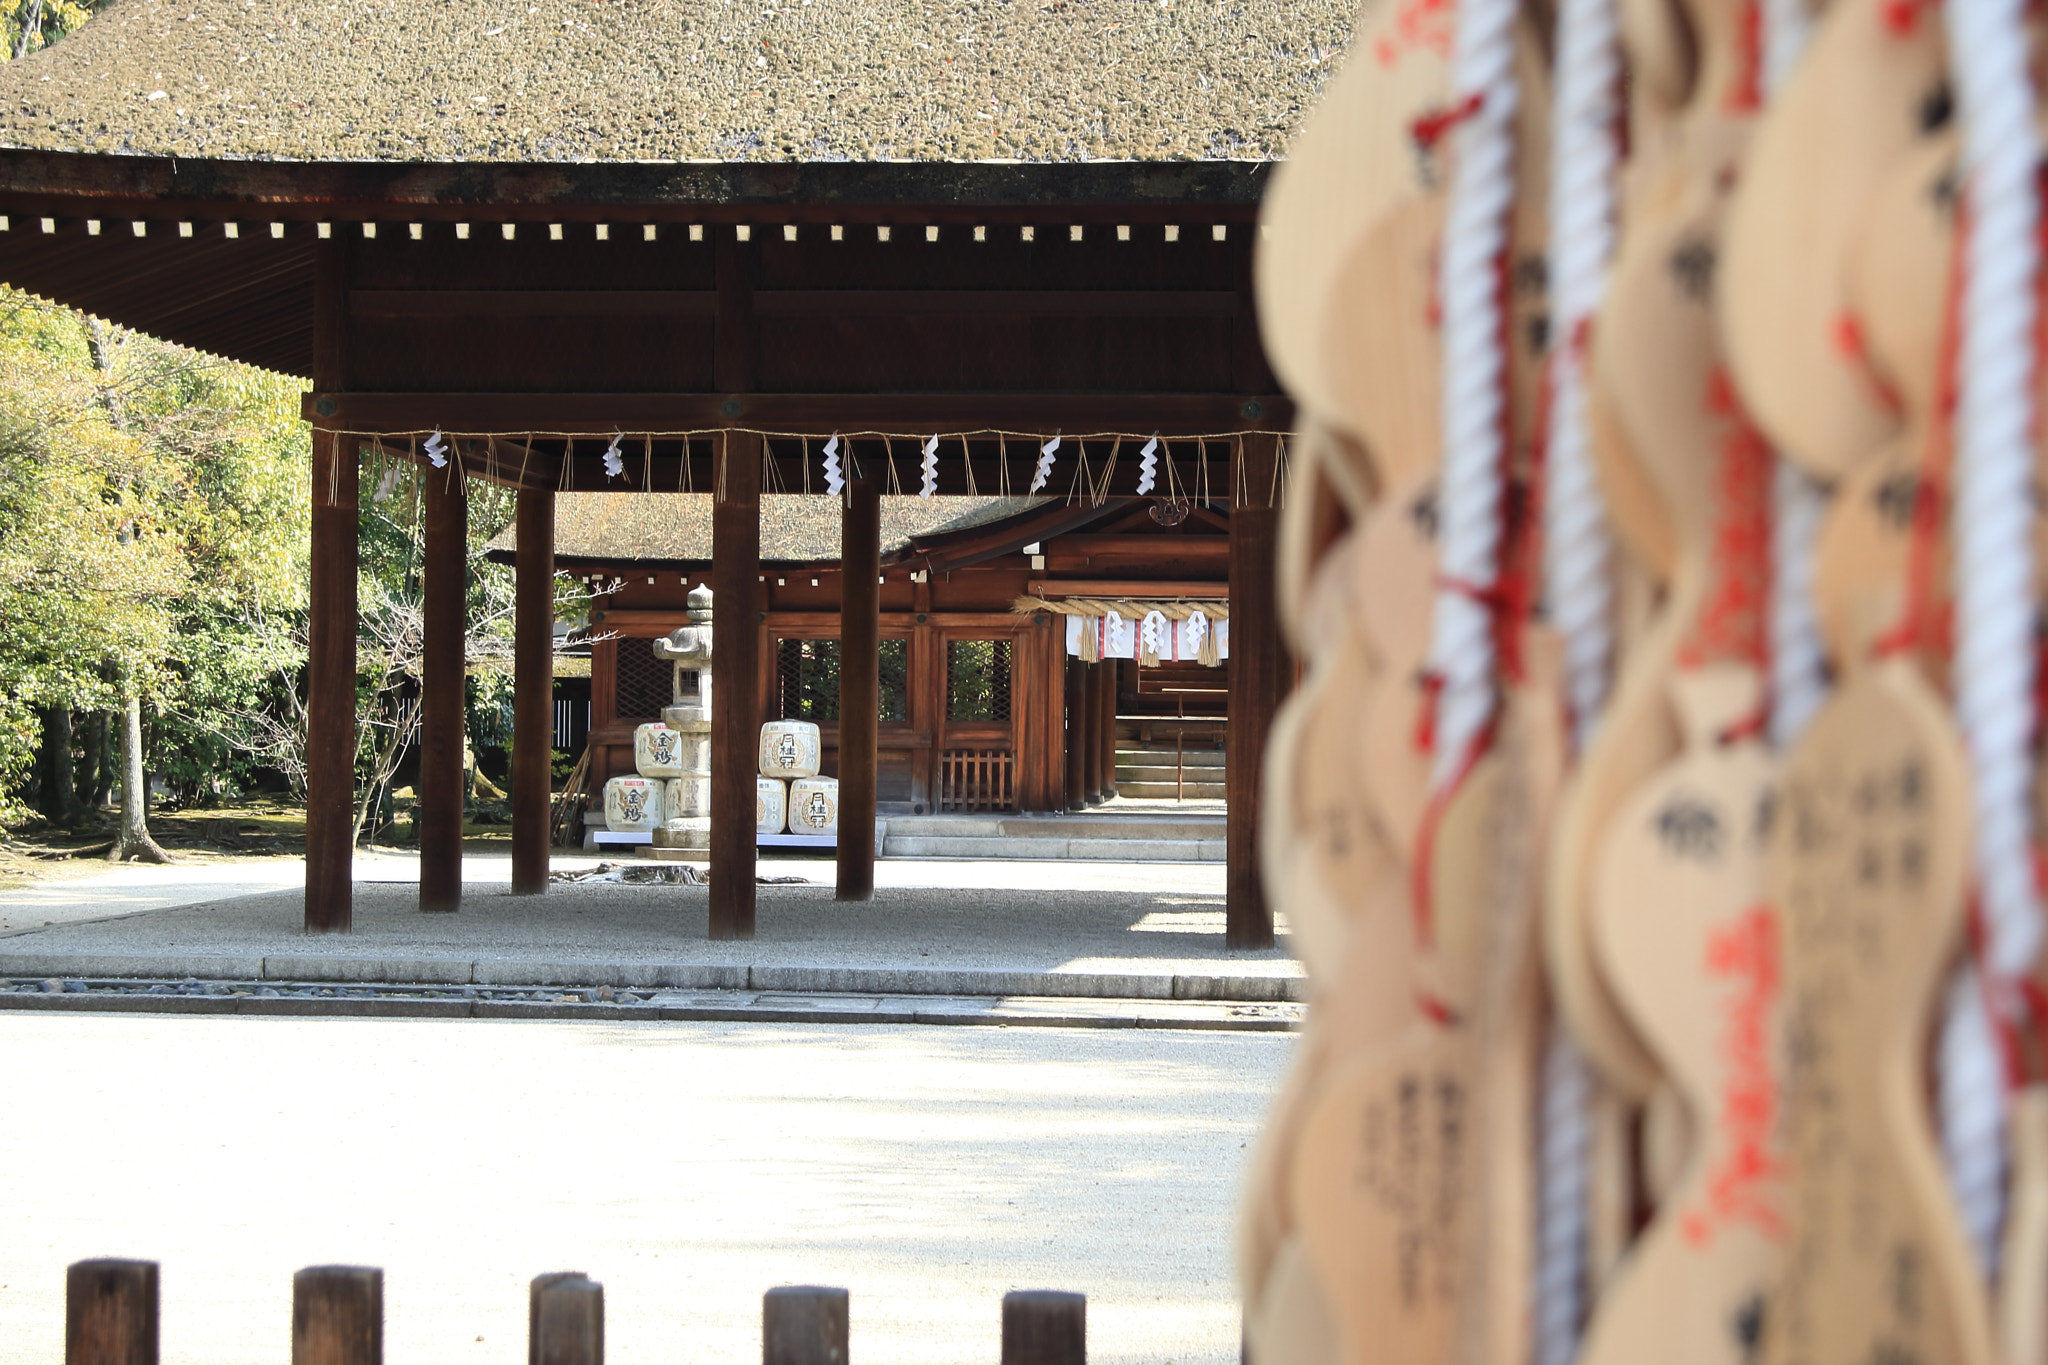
[1013,596,1230,666]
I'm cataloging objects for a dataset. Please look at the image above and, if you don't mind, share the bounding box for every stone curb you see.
[0,953,1302,1002]
[0,981,1301,1032]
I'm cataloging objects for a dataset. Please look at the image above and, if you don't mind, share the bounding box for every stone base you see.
[635,846,709,863]
[651,822,710,850]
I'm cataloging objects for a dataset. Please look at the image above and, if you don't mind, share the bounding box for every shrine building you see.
[488,487,1236,825]
[0,0,1346,945]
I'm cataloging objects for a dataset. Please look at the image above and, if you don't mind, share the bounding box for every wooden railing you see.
[939,749,1015,812]
[63,1258,1088,1365]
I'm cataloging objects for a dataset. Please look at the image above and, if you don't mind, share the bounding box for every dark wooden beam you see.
[1227,434,1284,951]
[835,473,880,902]
[303,392,1292,439]
[448,446,1237,499]
[512,488,555,896]
[711,432,762,940]
[419,464,467,914]
[352,289,718,318]
[751,290,1239,317]
[304,237,356,934]
[0,148,1274,214]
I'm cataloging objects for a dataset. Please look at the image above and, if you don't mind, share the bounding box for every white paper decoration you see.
[422,428,449,470]
[822,434,844,496]
[1030,435,1061,494]
[1135,435,1160,495]
[919,434,939,499]
[601,433,626,480]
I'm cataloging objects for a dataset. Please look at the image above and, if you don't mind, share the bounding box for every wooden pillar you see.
[66,1259,157,1365]
[305,237,355,934]
[419,466,467,913]
[528,1273,603,1365]
[292,1265,382,1365]
[1083,662,1104,804]
[836,473,880,901]
[1098,659,1120,800]
[711,432,761,940]
[1064,654,1086,811]
[511,487,555,896]
[1228,433,1284,950]
[763,1287,849,1365]
[1001,1291,1086,1365]
[306,429,358,934]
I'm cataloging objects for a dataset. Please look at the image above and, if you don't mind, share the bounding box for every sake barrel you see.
[634,722,684,777]
[788,776,840,835]
[602,776,661,832]
[756,776,789,834]
[759,719,822,778]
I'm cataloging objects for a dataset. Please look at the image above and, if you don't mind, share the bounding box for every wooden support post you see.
[292,1266,382,1365]
[305,429,358,933]
[711,432,762,939]
[306,236,356,934]
[419,467,468,913]
[836,473,880,902]
[512,487,555,896]
[1001,1291,1086,1365]
[1227,433,1284,950]
[1063,654,1086,812]
[66,1259,157,1365]
[1098,661,1119,801]
[763,1286,849,1365]
[1082,662,1104,805]
[528,1273,603,1365]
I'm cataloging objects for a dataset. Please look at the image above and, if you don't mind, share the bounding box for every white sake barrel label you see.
[759,720,822,778]
[790,776,840,833]
[603,776,661,832]
[634,723,684,777]
[757,776,789,834]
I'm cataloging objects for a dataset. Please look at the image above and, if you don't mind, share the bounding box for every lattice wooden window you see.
[946,639,1013,722]
[776,638,908,722]
[612,639,672,721]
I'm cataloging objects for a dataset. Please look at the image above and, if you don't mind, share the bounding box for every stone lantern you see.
[649,584,713,850]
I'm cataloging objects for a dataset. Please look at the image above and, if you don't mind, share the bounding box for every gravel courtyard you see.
[0,1012,1287,1365]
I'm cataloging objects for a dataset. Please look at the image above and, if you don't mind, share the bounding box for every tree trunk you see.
[108,687,170,864]
[37,706,77,826]
[85,710,114,809]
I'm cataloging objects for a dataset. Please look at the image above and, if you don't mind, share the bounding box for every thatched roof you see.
[486,491,1040,566]
[0,0,1356,165]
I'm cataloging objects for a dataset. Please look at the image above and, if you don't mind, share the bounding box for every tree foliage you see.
[0,0,106,62]
[0,289,309,825]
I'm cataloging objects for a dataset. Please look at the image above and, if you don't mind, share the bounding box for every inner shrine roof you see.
[0,0,1355,169]
[485,490,1039,567]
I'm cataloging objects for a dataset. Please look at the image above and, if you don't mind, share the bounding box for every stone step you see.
[1116,763,1228,782]
[881,835,1226,862]
[1116,748,1226,766]
[1113,782,1228,800]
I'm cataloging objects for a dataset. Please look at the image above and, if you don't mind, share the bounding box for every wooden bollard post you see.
[1001,1290,1085,1365]
[66,1258,158,1365]
[293,1266,382,1365]
[529,1273,603,1365]
[763,1285,849,1365]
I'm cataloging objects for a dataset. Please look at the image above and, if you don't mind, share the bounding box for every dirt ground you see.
[0,801,512,894]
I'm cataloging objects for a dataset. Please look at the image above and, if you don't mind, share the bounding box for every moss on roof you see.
[487,491,1040,564]
[0,0,1355,164]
